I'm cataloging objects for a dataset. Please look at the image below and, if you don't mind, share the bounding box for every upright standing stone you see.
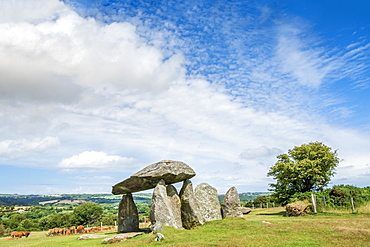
[221,187,243,218]
[179,179,204,229]
[194,183,222,222]
[166,184,183,228]
[118,193,139,232]
[150,180,183,229]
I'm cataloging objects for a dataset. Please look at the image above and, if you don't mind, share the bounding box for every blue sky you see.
[0,0,369,195]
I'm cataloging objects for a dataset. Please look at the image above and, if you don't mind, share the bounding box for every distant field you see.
[1,207,369,247]
[0,192,265,206]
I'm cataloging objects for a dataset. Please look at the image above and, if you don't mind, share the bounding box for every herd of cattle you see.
[45,225,115,236]
[7,225,116,240]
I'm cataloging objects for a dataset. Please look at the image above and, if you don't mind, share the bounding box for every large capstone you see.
[117,193,139,232]
[194,183,222,222]
[221,187,243,218]
[179,179,204,229]
[150,180,183,229]
[112,160,196,194]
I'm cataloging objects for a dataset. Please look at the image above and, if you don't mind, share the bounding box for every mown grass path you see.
[1,207,369,246]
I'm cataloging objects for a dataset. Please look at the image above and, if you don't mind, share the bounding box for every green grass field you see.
[1,207,369,247]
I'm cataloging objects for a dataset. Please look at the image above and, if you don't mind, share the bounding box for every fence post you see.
[311,194,317,213]
[350,197,355,213]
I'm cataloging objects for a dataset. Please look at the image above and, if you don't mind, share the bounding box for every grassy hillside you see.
[1,207,369,247]
[0,193,153,206]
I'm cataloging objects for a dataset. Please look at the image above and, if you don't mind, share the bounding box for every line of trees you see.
[245,185,370,210]
[0,202,110,236]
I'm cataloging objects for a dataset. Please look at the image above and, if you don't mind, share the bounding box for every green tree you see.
[0,224,12,237]
[72,202,103,226]
[268,142,339,205]
[5,214,26,229]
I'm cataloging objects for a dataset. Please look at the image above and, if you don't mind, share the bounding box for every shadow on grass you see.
[255,211,286,216]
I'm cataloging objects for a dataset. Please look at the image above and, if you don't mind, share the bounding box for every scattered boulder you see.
[221,187,243,218]
[150,222,163,232]
[155,233,165,241]
[179,179,204,229]
[102,232,143,244]
[286,204,309,216]
[118,193,139,232]
[78,234,108,240]
[150,180,183,229]
[238,207,252,214]
[194,183,222,222]
[112,160,196,194]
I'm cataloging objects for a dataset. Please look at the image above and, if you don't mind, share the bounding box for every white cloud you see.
[58,151,137,173]
[0,136,60,157]
[0,0,184,106]
[276,24,337,88]
[239,146,282,160]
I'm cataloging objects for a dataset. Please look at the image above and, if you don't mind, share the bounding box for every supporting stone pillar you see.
[150,179,183,229]
[179,179,204,229]
[118,192,139,232]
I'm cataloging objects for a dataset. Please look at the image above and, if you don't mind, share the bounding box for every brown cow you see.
[11,231,22,239]
[69,226,76,234]
[53,228,60,236]
[77,225,84,233]
[60,228,67,235]
[11,231,30,239]
[22,231,31,238]
[46,229,54,236]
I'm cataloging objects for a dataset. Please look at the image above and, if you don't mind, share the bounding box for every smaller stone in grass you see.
[155,233,165,241]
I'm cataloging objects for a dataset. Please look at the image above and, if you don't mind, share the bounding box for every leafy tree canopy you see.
[72,202,103,226]
[268,142,339,205]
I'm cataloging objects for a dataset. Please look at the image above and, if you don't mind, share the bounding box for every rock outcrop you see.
[112,160,196,194]
[238,207,252,214]
[78,234,108,240]
[102,232,143,244]
[150,180,183,229]
[179,179,204,229]
[221,187,243,218]
[286,204,309,216]
[194,183,222,222]
[117,193,139,232]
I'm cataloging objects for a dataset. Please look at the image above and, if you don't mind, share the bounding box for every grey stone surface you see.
[150,222,163,232]
[150,180,183,229]
[78,234,108,240]
[118,193,139,232]
[221,187,243,218]
[166,184,182,227]
[112,160,196,194]
[102,232,143,244]
[238,207,252,214]
[179,179,204,229]
[194,183,222,222]
[155,233,165,241]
